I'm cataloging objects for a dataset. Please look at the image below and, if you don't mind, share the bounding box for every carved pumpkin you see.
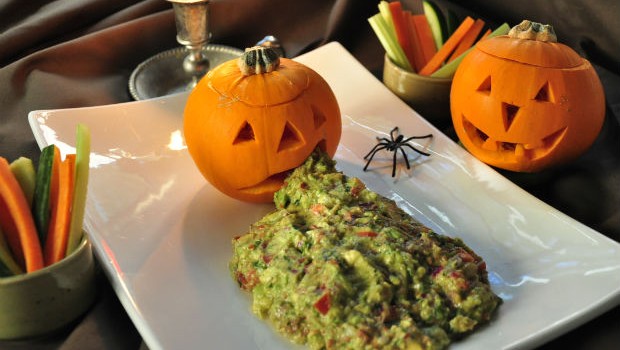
[184,46,341,202]
[450,20,605,172]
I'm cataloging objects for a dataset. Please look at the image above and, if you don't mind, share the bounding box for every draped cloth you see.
[1,1,618,349]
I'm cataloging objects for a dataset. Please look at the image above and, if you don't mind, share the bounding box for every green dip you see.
[230,150,501,350]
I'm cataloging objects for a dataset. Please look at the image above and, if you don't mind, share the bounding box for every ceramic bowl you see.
[382,55,453,127]
[0,237,97,340]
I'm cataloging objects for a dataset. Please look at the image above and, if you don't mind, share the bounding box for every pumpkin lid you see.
[476,20,584,69]
[207,46,309,106]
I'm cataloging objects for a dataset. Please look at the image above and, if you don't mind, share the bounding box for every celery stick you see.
[368,14,412,71]
[431,23,510,78]
[378,1,393,25]
[9,157,36,208]
[0,228,23,276]
[376,1,412,71]
[66,124,90,255]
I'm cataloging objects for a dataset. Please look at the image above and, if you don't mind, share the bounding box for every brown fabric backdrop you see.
[1,0,619,349]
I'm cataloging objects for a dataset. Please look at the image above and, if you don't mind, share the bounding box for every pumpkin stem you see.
[508,20,557,43]
[238,46,280,76]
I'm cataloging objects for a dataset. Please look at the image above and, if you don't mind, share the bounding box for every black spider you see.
[363,127,433,177]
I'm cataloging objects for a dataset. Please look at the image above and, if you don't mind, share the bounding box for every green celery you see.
[0,228,23,276]
[9,157,36,208]
[66,124,90,255]
[368,14,412,71]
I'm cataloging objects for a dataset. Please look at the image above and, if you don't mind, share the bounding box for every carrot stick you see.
[411,14,437,67]
[430,22,510,78]
[0,197,24,268]
[388,1,416,70]
[404,10,426,72]
[0,157,44,273]
[479,28,492,41]
[448,19,485,62]
[44,154,75,265]
[418,16,475,76]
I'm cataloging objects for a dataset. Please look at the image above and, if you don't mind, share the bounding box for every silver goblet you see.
[128,0,243,100]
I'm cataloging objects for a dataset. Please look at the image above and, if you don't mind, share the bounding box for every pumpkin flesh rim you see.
[472,49,588,70]
[208,81,307,108]
[207,60,310,107]
[236,140,328,195]
[460,113,567,163]
[476,36,583,69]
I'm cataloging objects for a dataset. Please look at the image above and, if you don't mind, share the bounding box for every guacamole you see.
[230,150,501,350]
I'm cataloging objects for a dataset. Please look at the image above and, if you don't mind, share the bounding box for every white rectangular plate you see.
[29,42,620,350]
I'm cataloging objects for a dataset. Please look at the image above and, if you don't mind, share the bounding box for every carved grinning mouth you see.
[462,116,567,162]
[237,140,327,195]
[238,170,292,195]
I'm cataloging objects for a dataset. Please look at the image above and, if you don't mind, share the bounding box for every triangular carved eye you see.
[502,102,520,131]
[534,82,553,102]
[277,122,302,152]
[233,121,255,145]
[312,106,327,129]
[477,76,492,95]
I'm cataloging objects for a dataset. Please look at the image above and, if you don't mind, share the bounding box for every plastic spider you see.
[363,126,433,177]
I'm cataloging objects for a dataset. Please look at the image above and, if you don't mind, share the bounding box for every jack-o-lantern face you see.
[184,47,341,202]
[451,21,605,172]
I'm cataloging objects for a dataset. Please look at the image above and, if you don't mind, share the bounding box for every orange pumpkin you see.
[184,46,341,202]
[450,20,605,172]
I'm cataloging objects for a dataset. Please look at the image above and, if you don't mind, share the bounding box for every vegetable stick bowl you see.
[382,54,452,127]
[0,235,96,339]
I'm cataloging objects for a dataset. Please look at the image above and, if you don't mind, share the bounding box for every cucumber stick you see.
[10,157,36,208]
[423,1,446,50]
[32,145,56,244]
[66,124,90,255]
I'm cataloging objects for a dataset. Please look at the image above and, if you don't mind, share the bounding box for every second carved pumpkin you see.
[450,20,605,172]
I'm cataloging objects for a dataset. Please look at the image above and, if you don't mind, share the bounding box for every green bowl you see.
[0,236,97,340]
[382,55,453,128]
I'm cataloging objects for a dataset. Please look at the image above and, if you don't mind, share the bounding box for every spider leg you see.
[402,134,433,142]
[363,154,374,172]
[363,145,388,171]
[402,143,431,157]
[399,146,411,169]
[389,127,399,142]
[376,136,391,144]
[392,148,398,177]
[364,143,383,159]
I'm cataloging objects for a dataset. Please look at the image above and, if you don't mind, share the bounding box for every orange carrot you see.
[389,2,417,70]
[419,16,475,76]
[0,199,23,268]
[0,157,44,272]
[44,154,75,265]
[411,14,438,67]
[448,19,485,62]
[404,10,427,72]
[479,28,492,41]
